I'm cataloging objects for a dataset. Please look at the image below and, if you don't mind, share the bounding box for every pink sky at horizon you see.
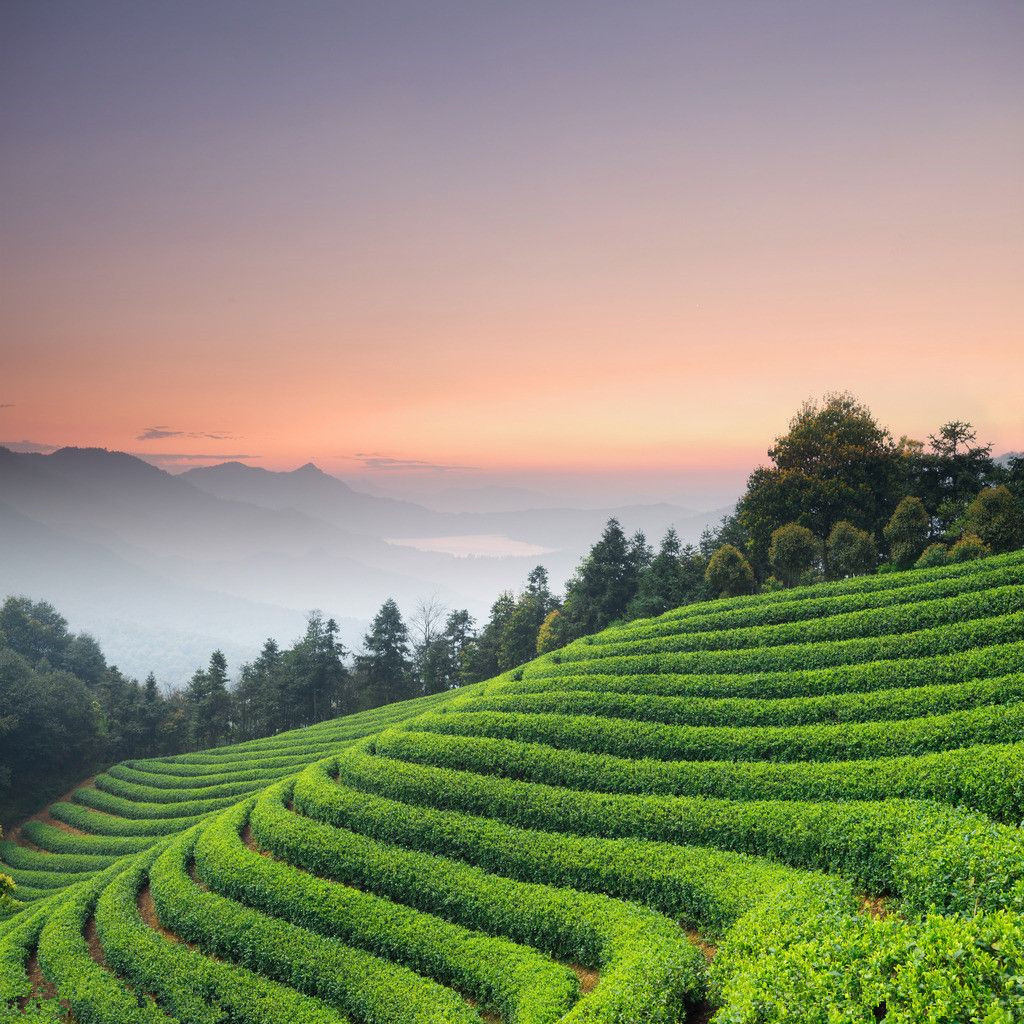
[2,2,1022,499]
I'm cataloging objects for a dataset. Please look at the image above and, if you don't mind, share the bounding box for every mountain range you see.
[0,446,727,684]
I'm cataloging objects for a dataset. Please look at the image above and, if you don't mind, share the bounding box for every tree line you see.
[702,395,1024,597]
[0,596,191,825]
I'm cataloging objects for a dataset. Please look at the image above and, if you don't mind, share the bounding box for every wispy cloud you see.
[346,452,474,472]
[0,403,14,409]
[137,425,235,441]
[0,439,58,453]
[132,451,258,468]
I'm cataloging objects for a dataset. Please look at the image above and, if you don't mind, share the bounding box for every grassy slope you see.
[3,550,1024,1023]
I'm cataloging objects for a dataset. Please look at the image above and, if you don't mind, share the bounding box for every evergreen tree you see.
[357,599,414,706]
[496,566,559,671]
[524,566,557,614]
[419,608,474,694]
[462,592,517,683]
[558,520,650,642]
[235,640,283,740]
[185,651,231,749]
[141,672,163,754]
[628,528,695,618]
[284,612,350,726]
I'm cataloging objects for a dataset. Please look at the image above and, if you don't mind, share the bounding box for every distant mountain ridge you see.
[0,446,728,684]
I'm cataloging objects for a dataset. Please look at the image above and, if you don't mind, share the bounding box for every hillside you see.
[3,551,1024,1021]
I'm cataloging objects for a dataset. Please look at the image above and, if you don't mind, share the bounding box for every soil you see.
[569,964,600,994]
[7,777,98,847]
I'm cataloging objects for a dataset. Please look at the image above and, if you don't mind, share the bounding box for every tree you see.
[416,606,475,696]
[738,394,903,572]
[185,651,232,750]
[411,596,449,696]
[883,496,930,568]
[357,599,415,706]
[536,609,561,654]
[283,612,350,726]
[495,566,560,672]
[826,521,877,579]
[705,544,756,598]
[558,520,650,642]
[0,648,103,810]
[998,456,1024,504]
[927,422,995,512]
[524,566,557,614]
[915,543,949,569]
[961,486,1024,555]
[628,529,689,618]
[461,592,517,683]
[441,609,475,691]
[949,533,990,563]
[140,672,165,753]
[234,640,283,740]
[769,523,822,587]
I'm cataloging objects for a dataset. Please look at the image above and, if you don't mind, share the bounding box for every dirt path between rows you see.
[7,776,98,848]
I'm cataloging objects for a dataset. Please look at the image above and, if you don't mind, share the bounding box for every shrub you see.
[884,495,930,567]
[252,783,707,1023]
[196,800,580,1024]
[826,520,877,577]
[916,542,949,568]
[150,828,484,1024]
[950,533,990,562]
[704,545,757,598]
[962,485,1024,554]
[769,524,823,587]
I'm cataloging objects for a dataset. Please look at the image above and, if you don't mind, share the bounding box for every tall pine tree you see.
[356,599,414,706]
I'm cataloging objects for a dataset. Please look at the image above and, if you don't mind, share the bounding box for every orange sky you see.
[2,2,1022,485]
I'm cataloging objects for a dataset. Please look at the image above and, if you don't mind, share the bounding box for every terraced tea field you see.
[4,551,1024,1022]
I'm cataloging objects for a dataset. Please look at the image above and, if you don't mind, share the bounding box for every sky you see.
[2,1,1022,508]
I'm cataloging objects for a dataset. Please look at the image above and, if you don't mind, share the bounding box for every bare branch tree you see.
[410,594,447,652]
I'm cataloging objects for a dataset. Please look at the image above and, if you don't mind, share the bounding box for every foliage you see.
[355,598,416,706]
[884,495,931,567]
[556,520,651,643]
[910,421,996,531]
[825,520,877,578]
[962,485,1024,554]
[916,542,949,568]
[0,827,13,911]
[536,609,561,655]
[949,533,990,562]
[5,549,1024,1023]
[705,544,757,598]
[738,393,903,571]
[768,523,822,587]
[184,649,232,749]
[627,529,708,618]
